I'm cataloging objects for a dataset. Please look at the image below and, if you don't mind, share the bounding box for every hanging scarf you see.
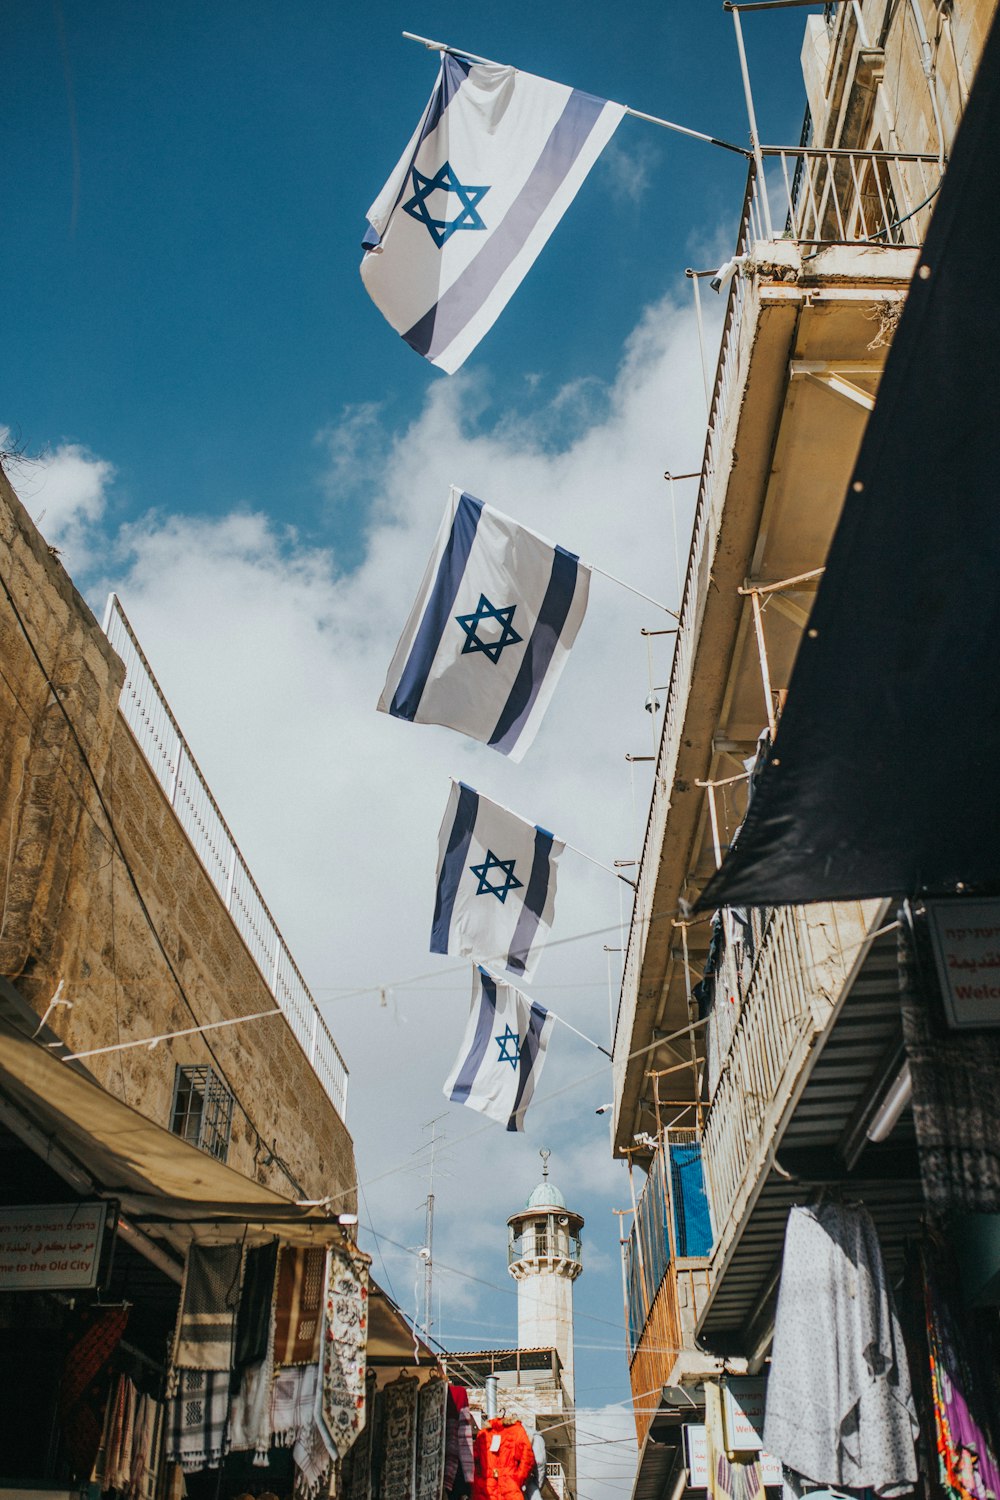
[234,1238,279,1381]
[381,1373,419,1500]
[315,1250,369,1461]
[416,1379,448,1500]
[58,1303,130,1480]
[274,1247,326,1366]
[272,1363,320,1451]
[173,1241,244,1372]
[166,1368,231,1473]
[925,1259,1000,1500]
[229,1358,275,1467]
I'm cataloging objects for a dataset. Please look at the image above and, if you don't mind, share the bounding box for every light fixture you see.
[866,1062,913,1143]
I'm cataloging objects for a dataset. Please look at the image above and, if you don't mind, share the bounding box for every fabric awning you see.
[0,1000,327,1223]
[699,15,1000,911]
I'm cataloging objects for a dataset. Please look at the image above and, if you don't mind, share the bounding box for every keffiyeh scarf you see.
[173,1242,244,1372]
[166,1368,231,1473]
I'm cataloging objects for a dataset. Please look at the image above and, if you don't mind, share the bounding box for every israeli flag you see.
[362,53,626,372]
[443,967,554,1131]
[379,489,591,761]
[431,781,563,982]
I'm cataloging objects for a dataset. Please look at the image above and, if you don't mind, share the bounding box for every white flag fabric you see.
[361,52,626,373]
[431,781,563,983]
[379,488,591,761]
[443,967,554,1131]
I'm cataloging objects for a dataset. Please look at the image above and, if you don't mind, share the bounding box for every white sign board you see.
[0,1202,108,1290]
[927,899,1000,1028]
[683,1424,782,1488]
[723,1377,767,1451]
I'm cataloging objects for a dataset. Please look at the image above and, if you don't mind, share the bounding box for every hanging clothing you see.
[471,1417,535,1500]
[58,1303,130,1480]
[416,1379,448,1500]
[445,1385,474,1499]
[316,1249,369,1461]
[165,1368,231,1474]
[271,1363,320,1454]
[900,914,1000,1214]
[923,1254,1000,1500]
[524,1431,546,1500]
[763,1203,918,1498]
[229,1357,274,1467]
[172,1241,244,1372]
[233,1238,279,1381]
[274,1247,327,1367]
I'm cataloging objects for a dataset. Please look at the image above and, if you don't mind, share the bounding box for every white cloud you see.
[4,283,718,1446]
[3,430,115,574]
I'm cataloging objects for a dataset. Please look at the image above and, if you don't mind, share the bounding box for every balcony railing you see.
[751,147,942,247]
[508,1231,582,1266]
[615,147,935,1065]
[103,592,349,1122]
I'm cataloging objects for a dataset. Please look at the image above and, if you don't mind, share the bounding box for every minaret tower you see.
[507,1148,584,1401]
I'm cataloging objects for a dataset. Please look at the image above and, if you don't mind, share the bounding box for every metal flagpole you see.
[589,563,680,620]
[402,32,752,157]
[727,6,774,236]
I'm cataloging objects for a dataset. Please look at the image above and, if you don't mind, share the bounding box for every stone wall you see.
[0,465,355,1207]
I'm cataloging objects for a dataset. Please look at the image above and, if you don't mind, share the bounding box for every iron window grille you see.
[170,1064,234,1162]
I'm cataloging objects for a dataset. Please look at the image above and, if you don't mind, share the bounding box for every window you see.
[170,1064,234,1162]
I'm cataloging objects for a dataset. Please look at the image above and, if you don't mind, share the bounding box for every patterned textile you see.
[108,1376,139,1492]
[316,1250,369,1461]
[416,1379,448,1500]
[58,1303,130,1479]
[275,1247,327,1366]
[229,1358,274,1466]
[343,1371,379,1500]
[704,1383,765,1500]
[166,1368,231,1473]
[173,1241,244,1371]
[294,1410,332,1499]
[129,1392,159,1499]
[381,1373,419,1500]
[763,1203,918,1498]
[900,916,1000,1213]
[235,1238,279,1379]
[924,1255,1000,1500]
[444,1385,469,1494]
[272,1362,320,1450]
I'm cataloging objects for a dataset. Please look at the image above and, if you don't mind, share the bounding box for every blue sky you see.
[5,3,816,1490]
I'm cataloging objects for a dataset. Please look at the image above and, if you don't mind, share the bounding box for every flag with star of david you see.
[443,966,554,1130]
[361,52,626,373]
[431,780,563,982]
[378,487,591,761]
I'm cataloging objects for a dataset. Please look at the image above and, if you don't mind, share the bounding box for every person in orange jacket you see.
[471,1417,536,1500]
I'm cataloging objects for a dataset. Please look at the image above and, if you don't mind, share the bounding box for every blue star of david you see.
[403,161,489,248]
[495,1024,521,1069]
[455,595,523,664]
[469,850,524,904]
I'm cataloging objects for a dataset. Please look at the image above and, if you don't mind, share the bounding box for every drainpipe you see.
[906,0,947,164]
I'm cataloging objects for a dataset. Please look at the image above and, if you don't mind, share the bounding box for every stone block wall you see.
[0,465,355,1207]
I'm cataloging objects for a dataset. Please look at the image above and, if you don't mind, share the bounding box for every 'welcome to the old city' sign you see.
[927,898,1000,1029]
[0,1202,109,1290]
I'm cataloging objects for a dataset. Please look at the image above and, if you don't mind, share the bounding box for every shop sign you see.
[0,1202,109,1290]
[927,898,1000,1028]
[682,1424,782,1488]
[722,1376,766,1450]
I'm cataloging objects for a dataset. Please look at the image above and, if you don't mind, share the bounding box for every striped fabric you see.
[362,53,625,372]
[165,1369,230,1474]
[431,782,562,983]
[442,967,552,1132]
[379,489,590,762]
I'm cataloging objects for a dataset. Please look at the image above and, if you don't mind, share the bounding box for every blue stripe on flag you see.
[403,88,608,360]
[489,545,579,754]
[450,969,498,1103]
[507,1000,549,1131]
[431,782,480,954]
[362,54,473,250]
[390,493,483,720]
[506,826,554,977]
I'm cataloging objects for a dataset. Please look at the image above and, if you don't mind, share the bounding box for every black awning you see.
[699,15,1000,911]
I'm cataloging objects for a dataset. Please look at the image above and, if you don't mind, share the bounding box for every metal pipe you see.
[730,9,774,237]
[485,1374,499,1418]
[687,271,713,415]
[749,590,778,737]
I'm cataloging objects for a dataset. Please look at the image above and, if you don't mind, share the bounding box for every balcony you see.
[612,144,938,1155]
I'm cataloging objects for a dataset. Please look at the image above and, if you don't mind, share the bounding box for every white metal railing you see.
[614,147,936,1067]
[700,906,816,1231]
[102,592,349,1122]
[754,146,942,248]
